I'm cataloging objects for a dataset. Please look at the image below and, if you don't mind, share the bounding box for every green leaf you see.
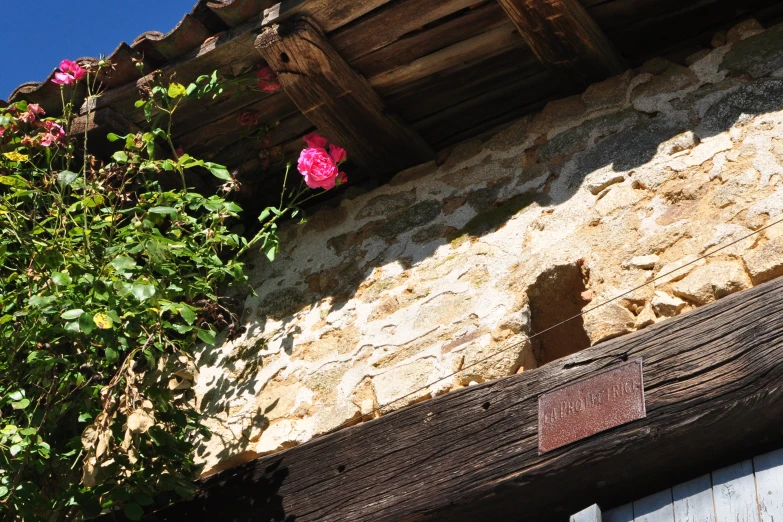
[131,283,156,302]
[265,244,277,262]
[149,206,177,215]
[0,175,29,187]
[113,150,128,163]
[83,194,105,208]
[11,399,30,410]
[9,390,24,401]
[180,306,197,325]
[105,346,119,363]
[61,309,84,320]
[258,208,271,222]
[205,162,232,181]
[51,272,72,286]
[79,313,96,334]
[124,503,145,520]
[110,256,137,271]
[78,412,92,423]
[134,494,154,507]
[167,83,187,99]
[107,132,121,142]
[93,313,114,330]
[0,486,8,497]
[197,329,216,346]
[9,445,22,456]
[29,295,55,308]
[19,428,36,436]
[57,170,79,188]
[134,99,146,108]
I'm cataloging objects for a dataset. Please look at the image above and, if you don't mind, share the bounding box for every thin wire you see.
[328,215,783,431]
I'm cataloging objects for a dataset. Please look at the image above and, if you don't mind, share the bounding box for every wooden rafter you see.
[141,278,783,521]
[255,18,434,173]
[497,0,626,87]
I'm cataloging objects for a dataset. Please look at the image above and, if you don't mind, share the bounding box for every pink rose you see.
[237,111,259,127]
[303,133,328,149]
[39,121,65,147]
[329,144,347,164]
[175,146,185,159]
[52,59,86,85]
[18,104,45,124]
[257,65,282,93]
[297,147,340,190]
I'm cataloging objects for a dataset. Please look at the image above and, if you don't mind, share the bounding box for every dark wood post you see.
[497,0,626,88]
[255,18,433,174]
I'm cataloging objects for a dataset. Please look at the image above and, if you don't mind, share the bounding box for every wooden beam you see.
[497,0,626,87]
[255,18,433,173]
[141,278,783,521]
[261,0,392,33]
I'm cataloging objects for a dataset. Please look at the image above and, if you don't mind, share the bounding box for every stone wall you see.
[193,20,783,475]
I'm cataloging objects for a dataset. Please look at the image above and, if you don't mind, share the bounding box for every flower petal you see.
[303,133,328,149]
[329,144,347,164]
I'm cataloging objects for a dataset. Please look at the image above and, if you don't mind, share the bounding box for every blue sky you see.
[2,0,197,100]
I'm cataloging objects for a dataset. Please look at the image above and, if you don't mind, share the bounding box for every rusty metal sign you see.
[538,359,645,454]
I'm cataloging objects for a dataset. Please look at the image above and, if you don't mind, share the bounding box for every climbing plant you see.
[0,60,346,520]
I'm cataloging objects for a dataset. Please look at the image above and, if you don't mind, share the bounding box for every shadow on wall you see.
[243,62,783,354]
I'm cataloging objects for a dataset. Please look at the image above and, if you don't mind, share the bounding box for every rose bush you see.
[0,60,347,520]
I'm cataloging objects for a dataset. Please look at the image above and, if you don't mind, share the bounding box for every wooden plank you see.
[368,23,522,90]
[261,0,392,33]
[349,1,509,80]
[497,0,626,87]
[139,277,783,522]
[712,460,761,522]
[753,449,783,522]
[672,475,715,522]
[634,489,675,522]
[255,18,433,174]
[329,0,481,63]
[605,504,635,522]
[572,504,603,522]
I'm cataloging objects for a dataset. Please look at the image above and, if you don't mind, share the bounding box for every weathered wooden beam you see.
[255,18,434,173]
[71,106,169,160]
[497,0,626,87]
[141,277,783,521]
[261,0,392,33]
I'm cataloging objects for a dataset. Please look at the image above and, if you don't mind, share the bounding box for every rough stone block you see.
[723,23,783,79]
[583,303,635,345]
[743,237,783,284]
[623,254,660,270]
[672,261,752,305]
[651,291,687,317]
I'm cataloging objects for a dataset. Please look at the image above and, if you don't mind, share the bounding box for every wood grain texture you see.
[261,0,391,33]
[634,489,675,522]
[605,504,635,522]
[497,0,626,86]
[672,475,715,522]
[139,277,783,522]
[329,0,482,64]
[348,1,509,79]
[754,449,783,522]
[712,460,761,522]
[255,18,433,173]
[572,504,603,522]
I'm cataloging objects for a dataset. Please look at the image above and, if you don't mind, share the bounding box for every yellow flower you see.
[3,152,28,162]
